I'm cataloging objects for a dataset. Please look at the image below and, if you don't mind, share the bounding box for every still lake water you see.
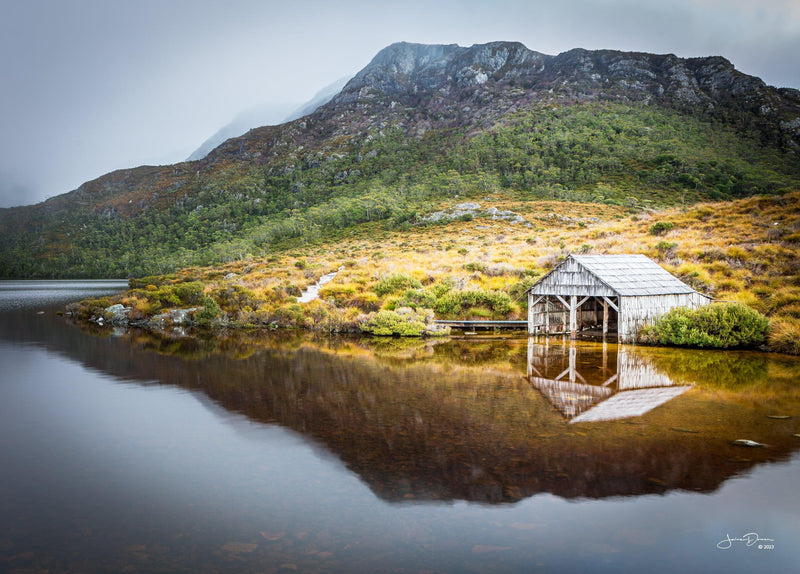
[1,281,799,573]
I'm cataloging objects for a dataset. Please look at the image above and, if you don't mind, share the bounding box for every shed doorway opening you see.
[528,295,619,338]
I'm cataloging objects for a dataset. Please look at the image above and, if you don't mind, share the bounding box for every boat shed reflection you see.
[527,338,691,422]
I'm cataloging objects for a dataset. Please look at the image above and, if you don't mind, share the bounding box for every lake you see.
[1,281,798,573]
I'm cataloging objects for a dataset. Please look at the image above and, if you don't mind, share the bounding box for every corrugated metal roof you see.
[567,254,696,296]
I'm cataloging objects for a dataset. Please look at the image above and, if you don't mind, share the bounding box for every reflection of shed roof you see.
[529,378,613,418]
[530,254,699,297]
[570,386,691,423]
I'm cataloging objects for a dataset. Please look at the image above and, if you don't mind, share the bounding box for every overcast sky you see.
[1,0,798,208]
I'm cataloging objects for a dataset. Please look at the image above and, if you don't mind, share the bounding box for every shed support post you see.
[527,293,534,334]
[602,299,609,337]
[569,295,577,339]
[544,297,550,333]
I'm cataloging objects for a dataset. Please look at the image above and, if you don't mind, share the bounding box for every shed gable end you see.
[529,258,618,298]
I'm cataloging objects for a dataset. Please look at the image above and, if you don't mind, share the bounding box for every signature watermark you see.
[717,533,775,550]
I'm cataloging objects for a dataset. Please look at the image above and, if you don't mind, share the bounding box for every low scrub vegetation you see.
[640,303,770,349]
[362,309,430,337]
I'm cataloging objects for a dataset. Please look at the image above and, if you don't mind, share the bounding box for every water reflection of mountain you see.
[4,311,799,504]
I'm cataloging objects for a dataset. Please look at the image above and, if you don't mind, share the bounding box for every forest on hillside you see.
[1,102,799,278]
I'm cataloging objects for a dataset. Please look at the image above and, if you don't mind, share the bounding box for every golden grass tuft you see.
[768,318,800,355]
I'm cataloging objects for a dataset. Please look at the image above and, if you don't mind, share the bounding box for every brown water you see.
[1,281,798,573]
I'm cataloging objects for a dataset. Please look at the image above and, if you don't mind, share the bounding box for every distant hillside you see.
[1,41,799,278]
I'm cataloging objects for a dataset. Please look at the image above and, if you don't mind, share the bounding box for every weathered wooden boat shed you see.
[527,254,712,342]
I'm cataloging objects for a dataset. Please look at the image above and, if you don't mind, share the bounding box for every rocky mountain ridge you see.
[194,41,799,184]
[20,41,800,215]
[311,41,800,142]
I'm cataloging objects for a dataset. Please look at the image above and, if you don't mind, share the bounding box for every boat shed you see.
[527,254,712,342]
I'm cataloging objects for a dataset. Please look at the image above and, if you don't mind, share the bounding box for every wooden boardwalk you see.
[433,320,528,331]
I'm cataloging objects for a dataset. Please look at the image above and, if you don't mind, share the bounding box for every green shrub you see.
[210,285,258,313]
[197,296,222,323]
[649,221,675,236]
[373,273,423,297]
[640,303,769,348]
[271,303,305,327]
[402,288,437,309]
[506,277,539,307]
[129,275,171,289]
[463,262,486,272]
[363,310,427,336]
[173,281,205,306]
[433,289,513,318]
[344,292,381,313]
[155,287,180,307]
[318,283,357,305]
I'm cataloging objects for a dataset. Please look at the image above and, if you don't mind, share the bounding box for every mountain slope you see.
[1,41,799,278]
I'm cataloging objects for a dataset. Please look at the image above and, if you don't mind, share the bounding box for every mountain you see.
[1,41,799,278]
[186,76,351,161]
[329,41,800,146]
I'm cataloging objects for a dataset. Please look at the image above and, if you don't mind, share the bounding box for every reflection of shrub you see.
[640,303,769,348]
[641,348,768,389]
[767,318,800,355]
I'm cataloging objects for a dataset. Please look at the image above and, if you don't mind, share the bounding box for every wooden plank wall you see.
[618,293,712,342]
[529,260,617,298]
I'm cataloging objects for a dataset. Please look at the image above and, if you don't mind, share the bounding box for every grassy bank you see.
[69,191,800,353]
